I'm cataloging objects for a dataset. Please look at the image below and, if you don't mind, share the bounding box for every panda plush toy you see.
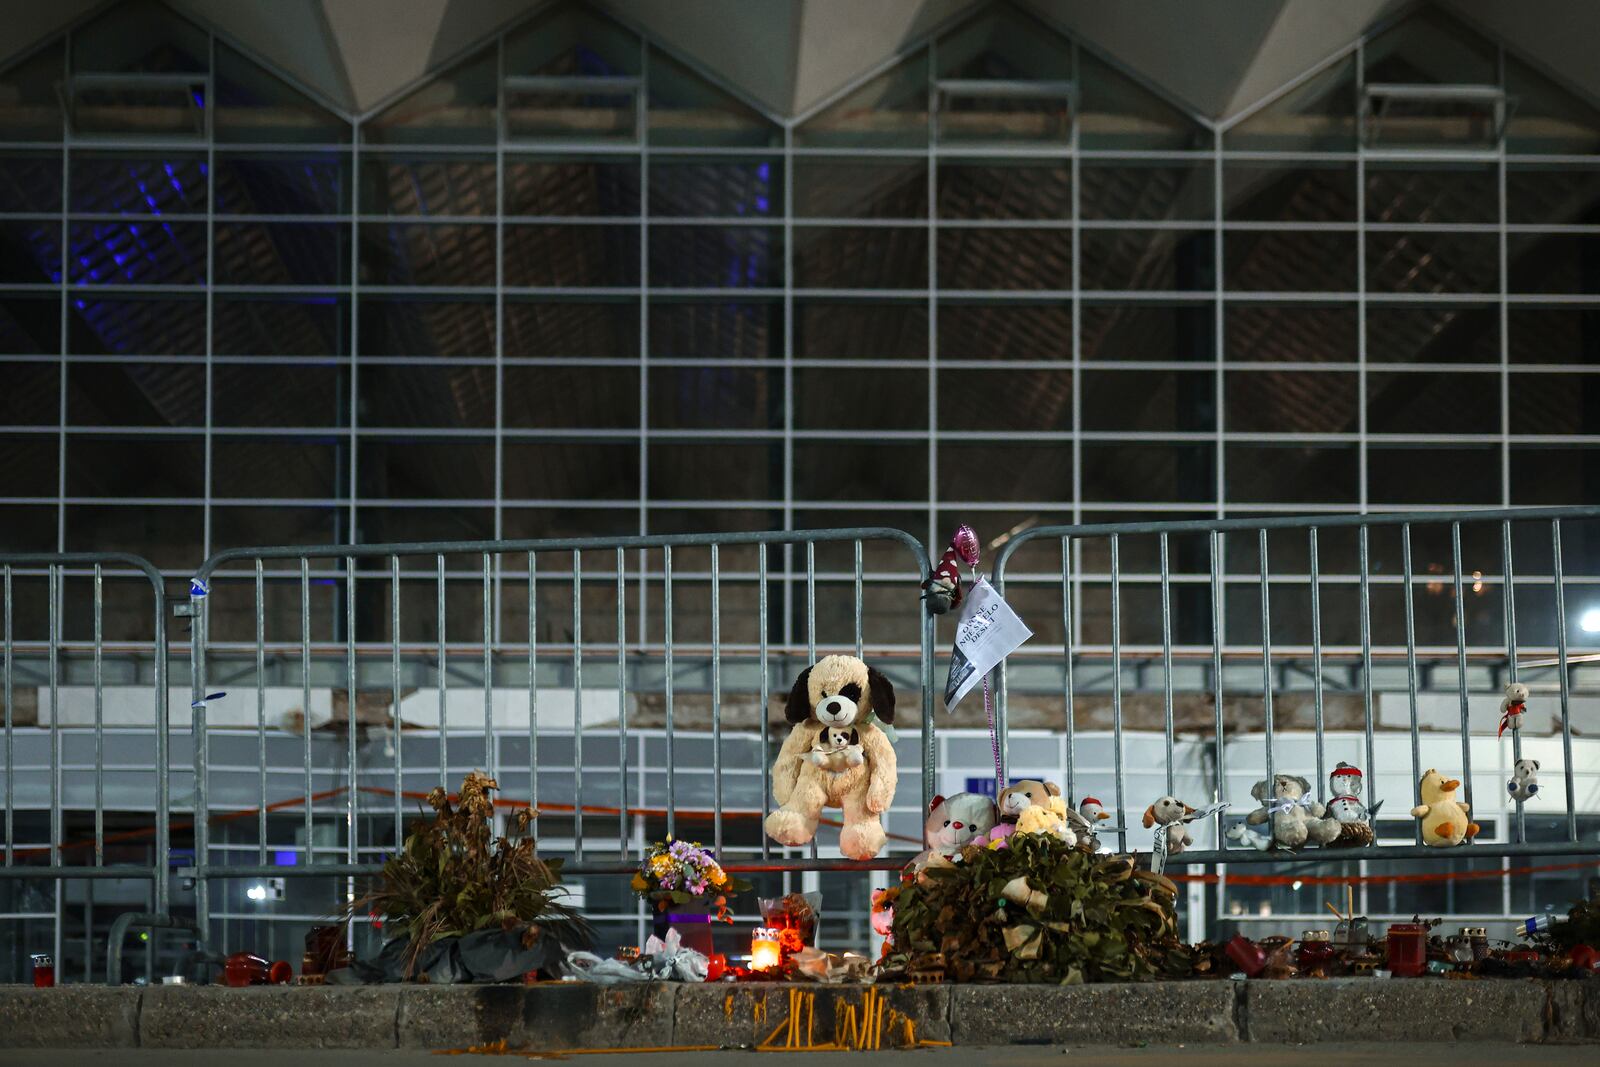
[1507,758,1540,803]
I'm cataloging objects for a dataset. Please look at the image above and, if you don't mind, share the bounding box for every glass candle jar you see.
[30,954,54,988]
[1298,930,1334,972]
[1460,926,1488,962]
[750,928,781,972]
[1386,922,1428,977]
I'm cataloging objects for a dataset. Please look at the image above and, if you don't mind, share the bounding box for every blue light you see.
[756,163,770,181]
[755,197,769,213]
[272,850,298,867]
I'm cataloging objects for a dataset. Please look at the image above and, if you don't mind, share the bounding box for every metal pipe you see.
[483,553,495,781]
[1209,531,1226,847]
[436,554,447,789]
[711,544,722,857]
[1552,520,1577,842]
[255,561,266,865]
[1110,533,1125,852]
[1450,524,1474,826]
[617,546,628,858]
[1160,531,1174,796]
[528,551,538,821]
[1259,530,1275,821]
[94,562,104,866]
[346,555,357,869]
[1062,536,1076,802]
[107,913,201,986]
[664,544,675,840]
[301,558,312,864]
[1309,528,1325,794]
[1359,525,1377,835]
[759,543,770,861]
[1502,521,1524,842]
[573,549,583,863]
[392,556,403,851]
[1402,524,1422,845]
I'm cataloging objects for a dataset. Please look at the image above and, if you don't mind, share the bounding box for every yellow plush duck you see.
[1410,769,1480,847]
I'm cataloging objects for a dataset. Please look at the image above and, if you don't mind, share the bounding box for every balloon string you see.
[982,669,1002,796]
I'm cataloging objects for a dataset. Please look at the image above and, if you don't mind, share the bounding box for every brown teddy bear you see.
[765,655,897,860]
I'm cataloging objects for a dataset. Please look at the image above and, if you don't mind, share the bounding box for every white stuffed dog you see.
[1507,758,1540,803]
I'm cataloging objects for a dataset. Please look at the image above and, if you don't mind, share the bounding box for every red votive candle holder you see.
[1224,935,1267,977]
[31,954,54,988]
[1386,923,1428,977]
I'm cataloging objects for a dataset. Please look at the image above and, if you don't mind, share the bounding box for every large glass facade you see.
[4,1,1598,613]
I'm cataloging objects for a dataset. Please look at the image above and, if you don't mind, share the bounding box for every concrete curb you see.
[1,979,1596,1050]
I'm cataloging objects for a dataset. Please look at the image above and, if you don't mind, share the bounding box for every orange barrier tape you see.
[1166,858,1600,887]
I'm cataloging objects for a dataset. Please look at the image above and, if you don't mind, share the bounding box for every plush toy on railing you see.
[1226,774,1341,851]
[1508,758,1540,803]
[975,780,1083,849]
[1143,795,1198,856]
[1499,681,1529,738]
[908,792,997,873]
[1411,768,1480,847]
[921,524,981,615]
[1076,796,1111,851]
[765,655,898,860]
[1323,761,1382,848]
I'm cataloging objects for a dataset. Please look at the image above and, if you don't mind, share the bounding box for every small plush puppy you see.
[1143,795,1196,855]
[1507,758,1540,803]
[809,725,864,772]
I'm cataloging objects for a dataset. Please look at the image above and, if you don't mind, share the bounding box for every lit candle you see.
[750,927,781,972]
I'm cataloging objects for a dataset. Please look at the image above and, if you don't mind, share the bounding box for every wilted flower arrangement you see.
[631,837,751,921]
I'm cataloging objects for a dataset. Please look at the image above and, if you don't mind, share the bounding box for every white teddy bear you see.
[1507,758,1540,803]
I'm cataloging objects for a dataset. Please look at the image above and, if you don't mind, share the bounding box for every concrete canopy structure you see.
[6,1,1600,124]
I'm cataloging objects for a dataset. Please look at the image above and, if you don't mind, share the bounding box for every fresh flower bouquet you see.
[631,837,751,923]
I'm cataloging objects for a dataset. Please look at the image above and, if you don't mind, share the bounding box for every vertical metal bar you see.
[1061,536,1076,802]
[1551,519,1577,842]
[1209,531,1226,846]
[920,552,936,818]
[711,544,722,858]
[572,550,584,863]
[1309,528,1326,797]
[1359,525,1377,827]
[301,559,312,864]
[3,565,10,866]
[528,552,539,821]
[436,554,447,789]
[94,563,104,866]
[1159,532,1174,797]
[255,560,265,865]
[391,556,402,851]
[664,545,675,840]
[617,546,628,858]
[806,541,816,662]
[1502,521,1524,843]
[852,540,863,659]
[1402,524,1423,845]
[49,564,59,868]
[1451,523,1475,827]
[1110,534,1126,852]
[1258,530,1275,813]
[483,555,495,782]
[189,573,210,942]
[346,557,358,869]
[759,543,770,861]
[152,563,168,919]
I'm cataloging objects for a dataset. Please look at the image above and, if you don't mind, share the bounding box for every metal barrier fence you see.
[0,551,196,979]
[993,506,1600,865]
[5,509,1600,981]
[185,528,936,939]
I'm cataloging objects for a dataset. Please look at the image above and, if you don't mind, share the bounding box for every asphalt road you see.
[1,1045,1593,1065]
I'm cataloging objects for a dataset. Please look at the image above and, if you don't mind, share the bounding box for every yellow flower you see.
[631,873,648,892]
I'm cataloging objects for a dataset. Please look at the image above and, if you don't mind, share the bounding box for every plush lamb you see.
[809,725,864,773]
[1508,758,1540,803]
[765,655,897,860]
[1231,774,1341,850]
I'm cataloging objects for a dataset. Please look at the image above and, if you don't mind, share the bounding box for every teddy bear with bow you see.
[765,655,898,860]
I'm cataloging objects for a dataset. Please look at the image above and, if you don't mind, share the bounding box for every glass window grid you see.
[2,2,1599,633]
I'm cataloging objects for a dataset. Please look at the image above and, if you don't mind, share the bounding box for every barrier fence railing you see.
[993,505,1600,866]
[0,551,194,980]
[5,510,1600,982]
[184,528,937,939]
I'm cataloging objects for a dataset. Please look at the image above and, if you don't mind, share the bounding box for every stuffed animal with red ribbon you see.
[922,524,981,615]
[1498,681,1529,738]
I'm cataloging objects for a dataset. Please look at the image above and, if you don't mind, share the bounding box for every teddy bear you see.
[907,792,997,872]
[1498,681,1530,737]
[975,779,1061,848]
[809,725,864,773]
[1508,758,1540,803]
[765,654,897,860]
[1228,774,1341,851]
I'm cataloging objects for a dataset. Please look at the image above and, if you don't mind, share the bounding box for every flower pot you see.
[652,896,718,957]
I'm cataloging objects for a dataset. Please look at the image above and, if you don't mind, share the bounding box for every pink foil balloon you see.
[951,525,980,567]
